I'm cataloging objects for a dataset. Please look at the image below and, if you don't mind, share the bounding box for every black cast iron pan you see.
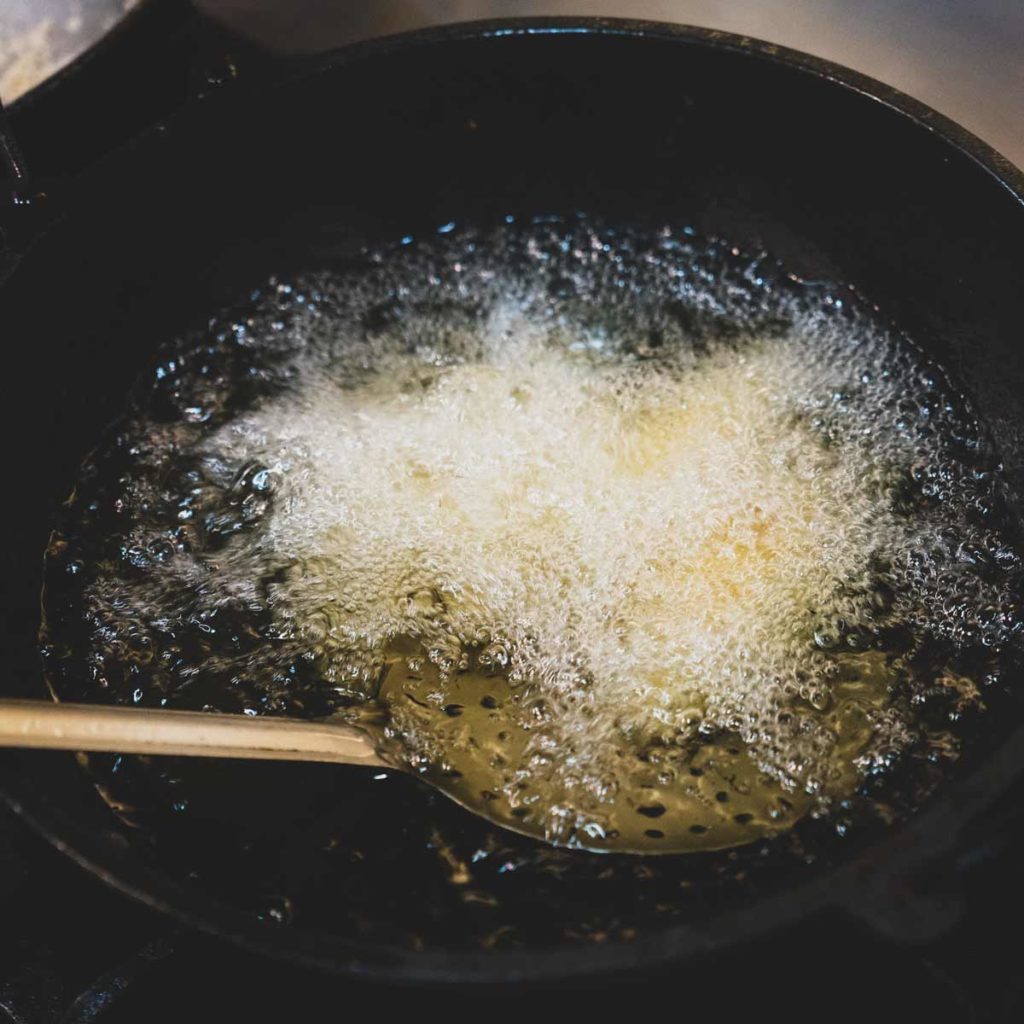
[0,6,1023,985]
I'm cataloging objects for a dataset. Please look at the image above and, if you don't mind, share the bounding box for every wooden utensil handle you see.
[0,699,385,767]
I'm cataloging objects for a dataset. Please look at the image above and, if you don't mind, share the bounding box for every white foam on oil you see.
[203,299,988,810]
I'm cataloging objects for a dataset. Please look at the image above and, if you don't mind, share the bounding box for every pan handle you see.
[0,0,269,279]
[0,96,41,281]
[3,0,274,183]
[0,99,29,184]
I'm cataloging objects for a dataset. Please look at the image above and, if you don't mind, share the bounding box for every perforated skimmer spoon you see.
[0,656,813,854]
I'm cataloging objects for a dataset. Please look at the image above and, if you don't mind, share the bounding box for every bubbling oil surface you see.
[43,219,1024,862]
